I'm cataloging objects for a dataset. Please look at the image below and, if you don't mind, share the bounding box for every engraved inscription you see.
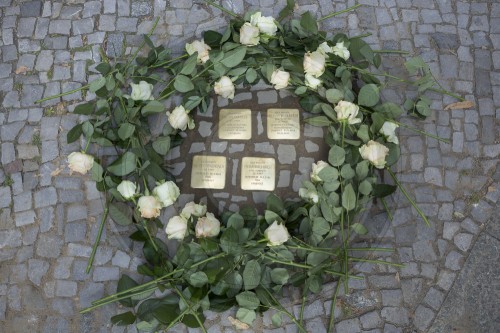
[267,108,300,140]
[241,157,275,191]
[218,109,252,140]
[191,155,226,189]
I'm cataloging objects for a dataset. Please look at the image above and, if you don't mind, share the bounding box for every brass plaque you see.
[218,109,252,140]
[191,155,226,189]
[267,108,300,140]
[241,157,276,191]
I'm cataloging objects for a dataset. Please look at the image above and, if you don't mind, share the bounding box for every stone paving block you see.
[36,233,63,258]
[20,1,42,17]
[28,259,49,286]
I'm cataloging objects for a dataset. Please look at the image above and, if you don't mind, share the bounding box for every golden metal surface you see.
[267,108,301,140]
[191,155,226,189]
[241,157,275,191]
[218,109,252,140]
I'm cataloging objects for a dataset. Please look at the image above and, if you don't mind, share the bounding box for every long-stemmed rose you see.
[239,22,260,46]
[303,51,326,77]
[264,221,290,246]
[380,121,399,144]
[165,215,188,240]
[310,161,329,182]
[153,181,180,208]
[137,195,162,219]
[214,76,235,99]
[127,81,154,101]
[359,140,390,169]
[117,180,137,200]
[167,105,194,131]
[270,69,290,90]
[195,213,221,238]
[335,101,361,124]
[185,39,211,64]
[68,152,94,175]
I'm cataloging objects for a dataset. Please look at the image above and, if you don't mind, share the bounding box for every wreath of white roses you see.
[39,2,460,332]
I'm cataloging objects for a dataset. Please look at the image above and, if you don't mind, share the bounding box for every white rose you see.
[129,81,154,101]
[117,180,137,200]
[303,51,326,77]
[264,221,290,246]
[359,140,390,169]
[138,195,162,219]
[68,152,94,175]
[305,73,322,90]
[165,215,188,240]
[185,39,211,64]
[335,100,361,125]
[167,105,194,131]
[239,22,260,46]
[317,42,333,56]
[195,212,221,238]
[250,12,278,36]
[332,41,350,60]
[380,121,399,144]
[214,76,235,99]
[310,160,329,182]
[181,201,207,219]
[270,69,290,90]
[152,181,180,208]
[299,187,319,204]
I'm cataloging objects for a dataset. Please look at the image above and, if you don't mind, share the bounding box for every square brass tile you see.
[267,108,300,140]
[191,155,226,189]
[241,157,275,191]
[218,109,252,140]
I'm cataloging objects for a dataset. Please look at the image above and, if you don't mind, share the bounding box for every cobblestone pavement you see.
[0,0,499,332]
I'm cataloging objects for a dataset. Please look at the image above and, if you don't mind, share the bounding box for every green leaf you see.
[295,86,307,95]
[89,77,106,92]
[378,102,403,118]
[340,164,355,180]
[272,313,282,327]
[95,63,111,75]
[328,145,345,167]
[357,124,370,142]
[312,217,330,236]
[107,152,137,176]
[184,96,202,111]
[300,12,318,34]
[318,166,338,181]
[265,210,282,224]
[203,30,223,47]
[109,202,132,226]
[91,162,104,182]
[174,74,195,93]
[111,311,136,326]
[152,136,171,155]
[405,56,427,75]
[220,227,239,254]
[118,123,135,140]
[221,47,247,68]
[372,184,397,198]
[306,251,329,266]
[141,100,165,115]
[67,124,82,143]
[326,88,344,104]
[305,116,331,127]
[189,271,209,287]
[82,121,94,138]
[243,260,261,290]
[74,102,94,115]
[351,223,368,235]
[153,304,179,324]
[227,213,244,229]
[246,68,258,83]
[342,183,356,211]
[180,54,198,75]
[359,180,372,196]
[355,160,370,179]
[117,274,139,307]
[236,308,256,325]
[358,84,380,107]
[270,268,289,285]
[236,291,260,310]
[266,194,284,213]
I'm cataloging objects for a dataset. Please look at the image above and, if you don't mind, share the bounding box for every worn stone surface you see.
[0,1,497,332]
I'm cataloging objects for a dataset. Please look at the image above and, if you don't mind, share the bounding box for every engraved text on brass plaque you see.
[241,157,275,191]
[267,108,300,140]
[191,155,226,189]
[218,109,252,140]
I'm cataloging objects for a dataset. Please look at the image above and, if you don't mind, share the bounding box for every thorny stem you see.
[349,257,405,267]
[142,220,159,252]
[386,168,430,226]
[173,286,208,333]
[86,205,109,274]
[381,197,394,221]
[327,281,342,332]
[262,287,308,333]
[318,4,363,22]
[204,0,240,18]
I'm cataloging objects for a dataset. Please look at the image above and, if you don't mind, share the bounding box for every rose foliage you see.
[53,2,457,332]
